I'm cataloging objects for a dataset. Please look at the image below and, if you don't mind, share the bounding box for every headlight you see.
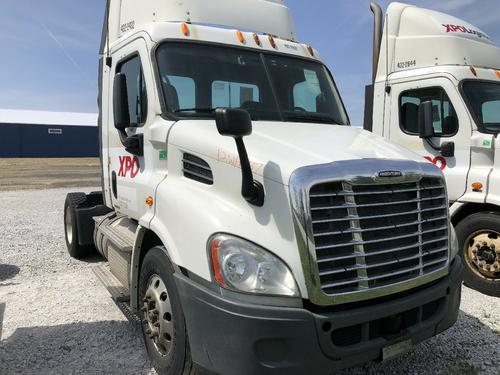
[450,224,459,259]
[209,234,300,297]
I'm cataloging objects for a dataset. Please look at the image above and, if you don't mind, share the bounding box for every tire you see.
[64,193,95,259]
[455,212,500,297]
[138,246,196,375]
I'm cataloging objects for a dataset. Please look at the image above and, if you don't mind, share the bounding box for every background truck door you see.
[388,78,471,201]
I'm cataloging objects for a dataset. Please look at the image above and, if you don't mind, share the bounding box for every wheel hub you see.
[142,275,174,356]
[467,232,500,278]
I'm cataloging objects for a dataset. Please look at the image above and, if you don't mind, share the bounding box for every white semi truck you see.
[64,1,462,373]
[365,2,500,297]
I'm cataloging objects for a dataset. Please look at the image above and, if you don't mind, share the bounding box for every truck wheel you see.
[64,193,94,259]
[456,212,500,297]
[139,246,196,375]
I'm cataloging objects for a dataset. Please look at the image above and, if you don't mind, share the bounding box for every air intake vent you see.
[183,153,213,185]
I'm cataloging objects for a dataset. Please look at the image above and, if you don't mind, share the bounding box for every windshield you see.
[156,42,349,125]
[462,80,500,133]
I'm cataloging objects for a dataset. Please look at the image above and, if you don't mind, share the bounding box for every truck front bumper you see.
[175,256,463,375]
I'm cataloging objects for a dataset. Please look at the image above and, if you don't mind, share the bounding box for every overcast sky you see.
[1,0,499,124]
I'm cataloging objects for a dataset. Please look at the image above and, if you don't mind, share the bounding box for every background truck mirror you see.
[418,101,434,139]
[113,73,130,131]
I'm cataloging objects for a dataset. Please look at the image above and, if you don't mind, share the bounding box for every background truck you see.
[64,0,462,374]
[365,1,500,297]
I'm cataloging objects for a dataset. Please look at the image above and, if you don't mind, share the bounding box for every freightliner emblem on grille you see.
[378,170,403,178]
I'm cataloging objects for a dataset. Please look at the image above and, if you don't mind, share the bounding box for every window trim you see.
[459,78,500,135]
[398,86,459,138]
[115,52,149,128]
[152,39,350,125]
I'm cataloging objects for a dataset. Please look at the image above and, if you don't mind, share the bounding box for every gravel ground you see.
[0,187,499,375]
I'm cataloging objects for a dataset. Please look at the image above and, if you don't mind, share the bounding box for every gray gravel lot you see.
[0,187,499,375]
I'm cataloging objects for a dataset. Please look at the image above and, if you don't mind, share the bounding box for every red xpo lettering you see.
[118,156,141,178]
[442,24,489,39]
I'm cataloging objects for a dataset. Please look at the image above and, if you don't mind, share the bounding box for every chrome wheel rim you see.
[142,274,174,356]
[65,206,73,245]
[465,230,500,280]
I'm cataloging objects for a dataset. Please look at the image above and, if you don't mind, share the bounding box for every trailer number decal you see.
[424,156,447,171]
[397,60,416,69]
[118,156,141,178]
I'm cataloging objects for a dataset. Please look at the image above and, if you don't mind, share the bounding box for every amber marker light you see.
[146,196,154,207]
[236,30,245,44]
[470,66,477,77]
[210,239,225,286]
[268,35,276,49]
[472,182,483,192]
[253,33,261,46]
[181,22,189,36]
[307,45,315,56]
[495,70,500,79]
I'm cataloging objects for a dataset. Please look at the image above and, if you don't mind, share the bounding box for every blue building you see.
[0,109,98,157]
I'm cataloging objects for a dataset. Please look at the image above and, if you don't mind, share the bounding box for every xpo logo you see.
[118,156,141,178]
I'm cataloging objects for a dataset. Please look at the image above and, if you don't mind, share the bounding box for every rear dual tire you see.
[64,193,95,259]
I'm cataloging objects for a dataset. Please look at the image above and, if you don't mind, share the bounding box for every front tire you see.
[138,246,196,375]
[456,212,500,297]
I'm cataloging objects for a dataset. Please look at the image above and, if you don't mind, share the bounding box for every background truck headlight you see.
[209,234,299,297]
[450,225,459,260]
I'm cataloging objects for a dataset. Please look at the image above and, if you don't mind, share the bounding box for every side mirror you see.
[215,108,252,137]
[418,101,434,139]
[215,108,264,207]
[113,73,130,131]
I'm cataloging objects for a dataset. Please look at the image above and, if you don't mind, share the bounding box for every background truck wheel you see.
[138,246,196,375]
[64,193,95,259]
[456,212,500,297]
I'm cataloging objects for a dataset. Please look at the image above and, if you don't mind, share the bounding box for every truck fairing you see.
[376,2,500,82]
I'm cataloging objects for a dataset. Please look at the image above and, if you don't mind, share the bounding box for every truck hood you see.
[169,120,424,185]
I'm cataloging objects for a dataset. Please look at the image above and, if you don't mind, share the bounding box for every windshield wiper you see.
[284,113,340,125]
[174,108,215,113]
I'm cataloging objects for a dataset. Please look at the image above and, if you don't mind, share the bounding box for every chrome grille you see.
[309,177,449,295]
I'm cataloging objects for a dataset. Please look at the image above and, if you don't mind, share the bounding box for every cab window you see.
[116,55,148,126]
[400,87,458,137]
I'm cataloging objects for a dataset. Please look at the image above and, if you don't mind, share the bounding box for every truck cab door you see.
[388,78,471,201]
[106,37,165,223]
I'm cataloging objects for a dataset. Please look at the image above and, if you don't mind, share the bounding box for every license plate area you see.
[382,339,413,361]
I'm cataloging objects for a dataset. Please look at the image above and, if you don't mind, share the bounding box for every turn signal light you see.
[472,182,483,191]
[210,239,225,286]
[181,23,189,36]
[236,30,245,44]
[146,196,154,207]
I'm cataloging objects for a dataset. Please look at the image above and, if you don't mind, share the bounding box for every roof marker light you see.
[307,45,315,57]
[495,70,500,79]
[236,30,245,44]
[181,23,189,36]
[253,33,261,46]
[268,35,277,49]
[470,66,477,77]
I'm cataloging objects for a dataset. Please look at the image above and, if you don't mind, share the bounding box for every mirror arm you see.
[234,137,265,207]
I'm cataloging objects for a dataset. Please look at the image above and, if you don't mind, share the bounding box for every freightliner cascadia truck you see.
[365,2,500,297]
[64,1,462,374]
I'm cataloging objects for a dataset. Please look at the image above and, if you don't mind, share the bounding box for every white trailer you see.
[366,2,500,297]
[64,1,462,373]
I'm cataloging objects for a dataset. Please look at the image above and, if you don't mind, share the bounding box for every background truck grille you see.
[309,177,449,295]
